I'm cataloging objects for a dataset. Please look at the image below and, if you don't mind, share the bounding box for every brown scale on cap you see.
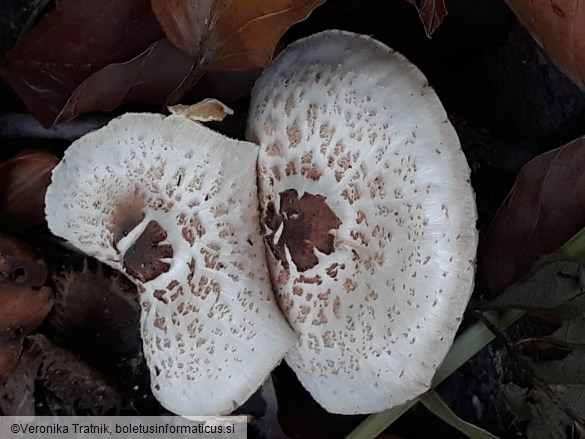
[264,189,341,272]
[123,220,173,283]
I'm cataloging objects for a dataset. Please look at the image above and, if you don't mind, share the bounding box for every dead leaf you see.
[406,0,447,36]
[152,0,324,69]
[1,0,324,126]
[6,0,163,64]
[482,137,585,293]
[489,259,585,322]
[0,0,187,126]
[150,0,215,58]
[505,0,585,91]
[504,383,579,439]
[0,150,60,231]
[168,98,233,122]
[151,0,326,102]
[516,325,585,433]
[0,235,53,378]
[485,257,585,434]
[1,36,193,127]
[52,39,193,124]
[548,314,585,345]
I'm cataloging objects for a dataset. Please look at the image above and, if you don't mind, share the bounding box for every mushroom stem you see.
[115,216,151,254]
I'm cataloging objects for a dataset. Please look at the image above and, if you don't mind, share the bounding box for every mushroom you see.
[246,30,478,414]
[45,108,297,416]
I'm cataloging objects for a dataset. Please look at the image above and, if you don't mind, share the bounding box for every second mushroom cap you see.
[45,112,297,416]
[246,30,479,414]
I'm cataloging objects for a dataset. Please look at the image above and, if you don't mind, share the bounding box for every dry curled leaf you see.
[152,0,325,69]
[482,137,585,293]
[504,384,581,439]
[490,263,585,435]
[168,98,233,122]
[1,0,324,126]
[0,235,53,378]
[0,150,60,231]
[51,39,193,124]
[505,0,585,91]
[151,0,326,102]
[150,0,215,58]
[407,0,447,36]
[0,0,187,126]
[490,259,585,322]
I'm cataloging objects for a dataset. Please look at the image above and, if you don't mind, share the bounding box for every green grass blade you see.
[344,400,416,439]
[346,220,585,439]
[420,391,500,439]
[345,309,523,439]
[432,309,523,387]
[560,225,585,259]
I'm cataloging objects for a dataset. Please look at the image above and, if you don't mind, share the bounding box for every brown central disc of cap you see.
[264,189,341,272]
[123,220,173,283]
[111,196,147,245]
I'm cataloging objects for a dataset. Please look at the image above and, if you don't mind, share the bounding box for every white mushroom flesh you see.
[45,113,297,416]
[246,30,478,414]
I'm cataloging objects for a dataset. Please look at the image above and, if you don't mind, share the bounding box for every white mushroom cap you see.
[246,30,478,414]
[45,112,297,416]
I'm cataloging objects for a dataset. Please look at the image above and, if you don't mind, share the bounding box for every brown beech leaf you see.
[0,235,53,378]
[150,0,215,58]
[151,0,326,102]
[51,40,193,124]
[407,0,447,36]
[482,137,585,293]
[505,0,585,91]
[152,0,325,68]
[1,0,324,126]
[0,151,60,231]
[0,0,182,126]
[5,0,162,64]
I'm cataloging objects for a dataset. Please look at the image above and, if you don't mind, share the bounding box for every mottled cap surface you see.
[247,30,478,414]
[46,113,296,416]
